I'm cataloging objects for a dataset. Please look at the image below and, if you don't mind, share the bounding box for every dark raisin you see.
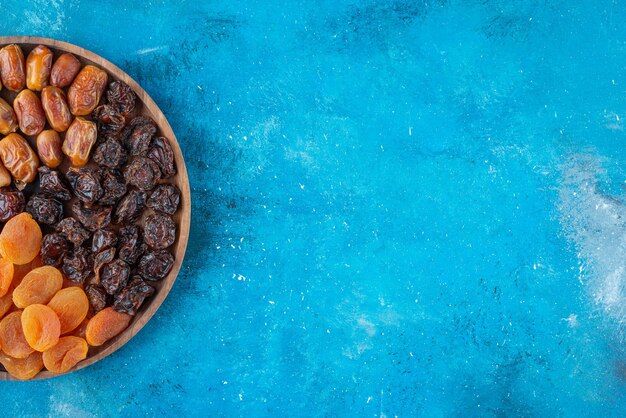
[93,247,116,284]
[91,229,117,253]
[99,168,127,205]
[144,213,176,250]
[114,189,146,225]
[124,156,160,191]
[147,136,176,178]
[56,217,90,247]
[66,167,102,204]
[85,285,107,313]
[117,225,146,264]
[40,233,71,267]
[62,247,92,282]
[113,277,154,315]
[93,104,126,135]
[38,167,71,201]
[0,188,25,222]
[25,194,63,225]
[93,138,127,169]
[106,81,136,116]
[146,184,180,215]
[72,201,112,232]
[101,259,131,295]
[121,116,156,156]
[138,250,174,281]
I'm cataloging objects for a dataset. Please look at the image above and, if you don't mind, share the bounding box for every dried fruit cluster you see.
[0,44,182,379]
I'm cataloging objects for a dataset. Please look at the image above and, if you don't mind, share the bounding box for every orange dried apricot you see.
[0,258,13,297]
[43,336,87,374]
[13,266,63,308]
[47,287,89,334]
[0,212,42,265]
[0,286,13,319]
[21,304,60,352]
[85,307,131,346]
[0,351,43,380]
[0,310,34,358]
[13,254,43,287]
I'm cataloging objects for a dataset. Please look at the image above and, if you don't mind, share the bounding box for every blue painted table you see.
[1,0,626,416]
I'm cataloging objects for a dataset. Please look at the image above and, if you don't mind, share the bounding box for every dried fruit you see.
[91,229,117,253]
[124,156,160,191]
[13,89,46,136]
[147,184,180,215]
[117,225,145,264]
[0,284,13,319]
[0,189,25,222]
[98,168,126,205]
[66,167,102,204]
[68,65,107,116]
[61,247,91,282]
[0,164,10,188]
[0,350,42,380]
[93,247,115,284]
[25,194,63,225]
[36,130,64,168]
[0,97,18,135]
[62,117,97,166]
[84,285,106,313]
[21,304,61,352]
[13,266,63,308]
[101,259,130,295]
[50,53,80,88]
[47,287,89,334]
[144,214,176,250]
[38,166,71,200]
[12,256,43,289]
[92,138,127,169]
[40,233,70,267]
[25,45,53,91]
[0,212,42,265]
[40,86,72,132]
[121,116,156,156]
[0,258,14,297]
[147,136,176,178]
[55,218,89,246]
[0,311,34,358]
[137,250,174,282]
[0,44,25,92]
[0,133,39,187]
[115,189,146,224]
[93,104,125,135]
[42,336,87,373]
[113,277,154,315]
[106,81,136,116]
[72,201,112,232]
[85,307,131,346]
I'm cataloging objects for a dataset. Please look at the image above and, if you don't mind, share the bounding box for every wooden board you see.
[0,36,191,380]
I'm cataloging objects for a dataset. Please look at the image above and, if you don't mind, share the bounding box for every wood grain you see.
[0,36,191,381]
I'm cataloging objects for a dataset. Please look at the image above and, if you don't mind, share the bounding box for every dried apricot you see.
[42,336,87,374]
[0,311,34,358]
[85,307,131,346]
[0,258,13,297]
[0,212,42,265]
[21,304,60,352]
[47,287,89,334]
[0,285,13,319]
[0,351,43,380]
[13,266,62,308]
[13,254,43,287]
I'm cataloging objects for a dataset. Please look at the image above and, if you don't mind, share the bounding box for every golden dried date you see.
[62,117,96,166]
[0,44,25,92]
[68,65,107,116]
[13,89,46,136]
[0,133,39,187]
[25,45,53,91]
[41,86,72,132]
[0,164,11,188]
[36,130,63,168]
[50,53,80,88]
[0,97,18,135]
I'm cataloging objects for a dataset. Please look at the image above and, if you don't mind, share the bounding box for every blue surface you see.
[1,0,626,416]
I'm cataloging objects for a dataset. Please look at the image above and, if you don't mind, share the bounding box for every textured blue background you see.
[1,0,626,416]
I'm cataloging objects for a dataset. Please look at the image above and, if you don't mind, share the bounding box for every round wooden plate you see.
[0,36,191,380]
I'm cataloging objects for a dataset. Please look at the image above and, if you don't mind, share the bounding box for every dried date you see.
[0,189,24,222]
[113,277,154,315]
[62,247,92,282]
[0,44,25,92]
[144,214,176,250]
[137,250,174,281]
[39,167,71,201]
[40,86,72,132]
[72,201,112,232]
[56,218,90,247]
[62,117,97,167]
[114,189,146,224]
[100,259,130,295]
[124,157,160,191]
[0,133,39,188]
[92,138,127,169]
[66,167,102,204]
[121,116,156,156]
[106,81,136,116]
[25,194,63,225]
[147,136,176,178]
[40,233,70,267]
[0,97,18,136]
[92,229,117,253]
[68,65,107,116]
[98,168,126,205]
[36,131,64,169]
[117,225,145,265]
[146,184,180,215]
[13,89,45,136]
